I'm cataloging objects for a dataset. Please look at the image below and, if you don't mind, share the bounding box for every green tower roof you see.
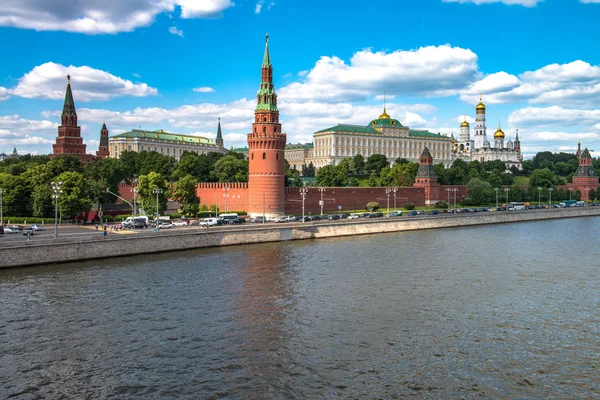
[263,34,271,66]
[62,75,76,117]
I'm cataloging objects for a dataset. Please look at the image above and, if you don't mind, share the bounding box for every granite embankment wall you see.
[2,207,599,269]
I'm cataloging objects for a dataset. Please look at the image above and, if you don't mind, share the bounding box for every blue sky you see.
[1,0,600,158]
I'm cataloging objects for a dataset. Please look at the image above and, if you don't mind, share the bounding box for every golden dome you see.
[460,120,470,128]
[379,107,391,119]
[476,95,485,111]
[494,124,505,139]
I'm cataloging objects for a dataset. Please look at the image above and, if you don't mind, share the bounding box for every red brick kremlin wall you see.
[116,183,467,214]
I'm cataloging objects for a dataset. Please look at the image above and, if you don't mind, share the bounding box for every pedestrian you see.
[95,223,98,231]
[103,223,107,237]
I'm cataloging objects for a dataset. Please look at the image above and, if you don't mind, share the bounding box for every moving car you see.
[428,210,439,215]
[250,216,266,223]
[328,214,341,220]
[295,216,310,222]
[230,218,246,224]
[30,224,44,231]
[387,211,402,217]
[200,218,219,227]
[407,211,418,216]
[347,214,360,219]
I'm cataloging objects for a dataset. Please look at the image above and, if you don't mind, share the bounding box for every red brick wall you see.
[284,187,426,214]
[196,182,249,211]
[116,183,468,214]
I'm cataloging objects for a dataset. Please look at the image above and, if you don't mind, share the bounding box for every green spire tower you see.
[216,118,224,147]
[256,34,278,112]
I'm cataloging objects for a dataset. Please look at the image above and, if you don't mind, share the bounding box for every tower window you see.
[263,152,266,159]
[276,153,279,160]
[251,153,254,160]
[263,127,266,134]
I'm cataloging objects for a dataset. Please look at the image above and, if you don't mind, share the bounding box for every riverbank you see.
[1,207,599,269]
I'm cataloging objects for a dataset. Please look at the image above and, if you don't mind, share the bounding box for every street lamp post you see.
[385,188,392,216]
[130,188,138,232]
[538,187,542,206]
[446,188,451,208]
[504,188,510,208]
[0,188,3,227]
[51,181,64,238]
[585,187,590,202]
[223,186,229,212]
[569,189,573,200]
[548,188,553,206]
[318,187,325,216]
[300,187,308,222]
[494,188,499,208]
[153,188,163,226]
[453,188,458,211]
[393,188,398,211]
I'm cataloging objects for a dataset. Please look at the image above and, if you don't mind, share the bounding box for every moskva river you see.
[1,218,599,399]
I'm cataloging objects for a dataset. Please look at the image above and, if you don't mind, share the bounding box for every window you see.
[263,127,266,134]
[276,153,279,160]
[262,152,266,159]
[251,153,254,160]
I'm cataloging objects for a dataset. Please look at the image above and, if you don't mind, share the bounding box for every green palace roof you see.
[369,117,403,128]
[111,129,214,144]
[231,147,249,153]
[315,124,448,139]
[286,143,314,150]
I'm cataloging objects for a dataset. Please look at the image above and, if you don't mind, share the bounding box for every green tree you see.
[137,172,169,217]
[316,165,348,187]
[212,154,249,182]
[0,173,31,216]
[172,175,200,217]
[366,154,389,174]
[529,168,555,189]
[367,171,380,187]
[465,178,493,205]
[284,160,302,187]
[55,171,93,219]
[366,201,380,211]
[353,154,366,174]
[303,162,316,177]
[84,157,126,205]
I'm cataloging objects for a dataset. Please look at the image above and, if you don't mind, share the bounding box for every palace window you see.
[263,152,266,159]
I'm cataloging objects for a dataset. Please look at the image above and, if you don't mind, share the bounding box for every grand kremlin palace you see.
[285,107,454,171]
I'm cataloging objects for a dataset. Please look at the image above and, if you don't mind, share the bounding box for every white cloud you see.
[0,114,58,135]
[0,0,234,34]
[443,0,543,6]
[10,62,158,101]
[0,115,59,154]
[509,106,600,128]
[132,73,142,79]
[254,0,274,13]
[193,87,215,93]
[581,0,600,3]
[168,26,184,37]
[279,45,480,103]
[461,60,600,107]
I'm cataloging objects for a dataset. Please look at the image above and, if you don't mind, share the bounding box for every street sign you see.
[338,205,342,210]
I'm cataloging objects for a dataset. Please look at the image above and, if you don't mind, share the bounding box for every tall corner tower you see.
[247,34,287,218]
[414,146,440,205]
[96,122,110,159]
[474,96,487,149]
[51,75,88,159]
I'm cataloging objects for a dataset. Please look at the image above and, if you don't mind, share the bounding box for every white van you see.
[200,218,220,227]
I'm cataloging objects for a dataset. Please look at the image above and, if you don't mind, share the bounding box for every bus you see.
[508,202,526,211]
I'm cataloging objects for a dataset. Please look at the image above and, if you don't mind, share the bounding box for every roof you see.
[420,146,432,158]
[316,124,448,140]
[263,35,271,66]
[286,143,314,150]
[110,129,214,144]
[232,147,249,153]
[216,118,223,142]
[581,148,592,159]
[62,78,76,117]
[369,118,403,128]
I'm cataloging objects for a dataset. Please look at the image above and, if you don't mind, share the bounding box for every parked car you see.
[387,211,402,217]
[230,218,246,224]
[309,215,323,221]
[250,216,266,223]
[359,213,371,218]
[276,216,292,223]
[408,211,418,216]
[5,225,24,234]
[340,213,350,219]
[295,216,310,222]
[30,224,44,231]
[328,214,341,220]
[157,221,172,229]
[347,214,360,219]
[172,219,189,227]
[428,210,439,215]
[416,210,425,215]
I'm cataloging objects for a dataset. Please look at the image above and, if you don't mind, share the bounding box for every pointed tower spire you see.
[263,34,271,66]
[216,118,224,147]
[62,74,76,118]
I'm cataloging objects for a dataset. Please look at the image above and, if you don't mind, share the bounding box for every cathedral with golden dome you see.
[452,97,523,170]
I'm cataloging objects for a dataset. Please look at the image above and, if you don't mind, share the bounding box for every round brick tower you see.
[247,34,286,218]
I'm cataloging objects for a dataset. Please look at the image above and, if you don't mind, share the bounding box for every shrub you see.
[3,217,55,224]
[103,215,115,223]
[366,202,380,211]
[434,201,449,209]
[168,213,181,219]
[115,214,131,222]
[404,202,415,210]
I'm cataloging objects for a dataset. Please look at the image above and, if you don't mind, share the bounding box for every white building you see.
[452,98,523,170]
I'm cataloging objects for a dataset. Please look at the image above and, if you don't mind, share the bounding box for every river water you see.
[1,218,599,399]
